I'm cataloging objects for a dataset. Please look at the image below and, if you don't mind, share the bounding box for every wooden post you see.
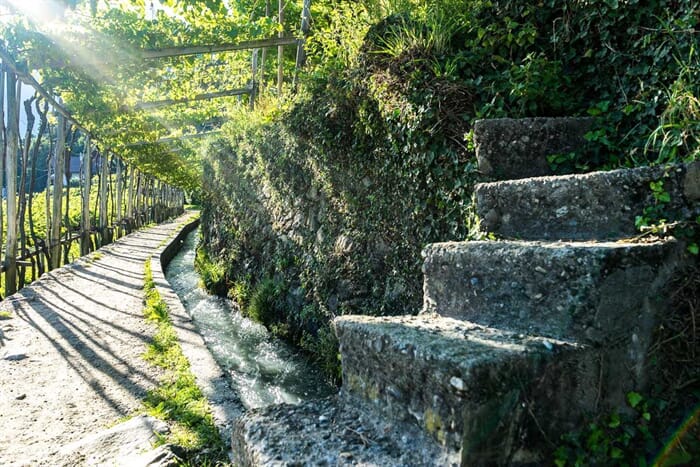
[135,171,142,227]
[250,48,258,110]
[62,127,75,265]
[116,157,123,238]
[108,156,115,230]
[18,96,36,289]
[80,136,92,255]
[144,176,150,224]
[0,64,6,271]
[127,166,136,231]
[44,120,53,271]
[150,178,157,223]
[293,0,311,90]
[277,0,285,95]
[99,150,109,245]
[50,109,66,271]
[4,70,19,294]
[260,0,271,94]
[157,181,164,221]
[28,98,49,279]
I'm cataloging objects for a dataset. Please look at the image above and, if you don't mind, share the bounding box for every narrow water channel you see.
[165,228,335,409]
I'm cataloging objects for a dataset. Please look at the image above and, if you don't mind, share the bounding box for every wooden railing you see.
[0,55,185,299]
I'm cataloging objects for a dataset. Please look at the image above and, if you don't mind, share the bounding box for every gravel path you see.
[0,215,193,466]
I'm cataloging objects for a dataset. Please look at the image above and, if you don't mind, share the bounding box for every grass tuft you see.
[142,258,228,464]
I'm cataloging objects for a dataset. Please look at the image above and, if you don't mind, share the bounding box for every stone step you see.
[231,395,459,466]
[473,117,593,180]
[333,314,581,464]
[475,162,700,241]
[422,239,682,343]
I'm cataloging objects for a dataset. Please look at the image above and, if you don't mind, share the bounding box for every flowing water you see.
[165,229,335,409]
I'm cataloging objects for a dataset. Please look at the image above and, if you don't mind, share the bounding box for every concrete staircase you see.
[231,118,698,465]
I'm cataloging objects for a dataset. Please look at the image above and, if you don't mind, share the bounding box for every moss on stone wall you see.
[199,67,478,382]
[198,1,699,383]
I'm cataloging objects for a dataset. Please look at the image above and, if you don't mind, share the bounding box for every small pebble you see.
[449,376,466,392]
[3,353,27,361]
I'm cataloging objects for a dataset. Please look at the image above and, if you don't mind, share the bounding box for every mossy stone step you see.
[422,239,682,343]
[475,162,700,241]
[473,117,594,180]
[333,314,580,463]
[231,395,458,466]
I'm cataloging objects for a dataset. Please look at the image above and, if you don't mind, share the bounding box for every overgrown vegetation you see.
[142,259,227,465]
[554,391,698,466]
[197,0,700,461]
[201,0,698,376]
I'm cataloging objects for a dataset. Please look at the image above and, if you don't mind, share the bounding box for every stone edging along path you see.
[0,212,236,466]
[150,216,243,441]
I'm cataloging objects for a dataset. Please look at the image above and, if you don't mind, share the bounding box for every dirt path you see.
[0,215,193,466]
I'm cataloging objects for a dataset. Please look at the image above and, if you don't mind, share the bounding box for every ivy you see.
[553,392,677,466]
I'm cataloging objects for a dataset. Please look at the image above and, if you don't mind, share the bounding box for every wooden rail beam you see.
[134,88,250,110]
[123,130,222,148]
[141,36,300,59]
[0,45,89,133]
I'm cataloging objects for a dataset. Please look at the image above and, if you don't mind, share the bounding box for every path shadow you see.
[9,287,158,416]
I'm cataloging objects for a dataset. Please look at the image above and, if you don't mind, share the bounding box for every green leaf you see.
[627,391,643,408]
[656,191,671,203]
[608,412,621,428]
[650,180,663,192]
[688,243,699,255]
[610,446,624,459]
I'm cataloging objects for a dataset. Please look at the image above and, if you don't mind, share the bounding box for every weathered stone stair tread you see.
[475,162,700,240]
[474,117,594,180]
[422,239,681,342]
[231,395,458,466]
[334,314,579,454]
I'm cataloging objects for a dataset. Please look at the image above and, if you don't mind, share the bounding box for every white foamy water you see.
[165,229,335,408]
